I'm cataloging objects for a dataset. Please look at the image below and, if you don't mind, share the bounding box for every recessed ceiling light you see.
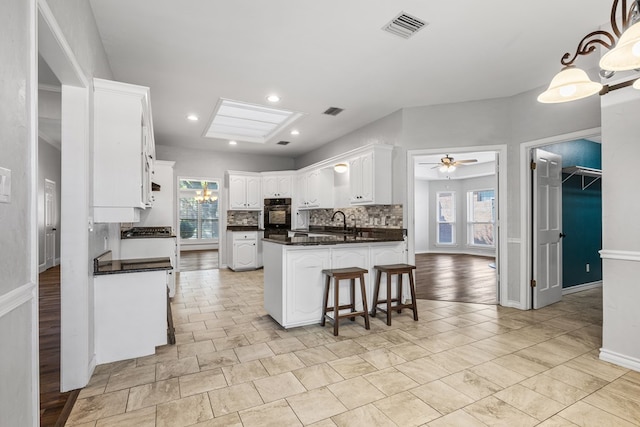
[186,114,199,121]
[290,129,300,136]
[266,94,280,103]
[228,140,237,145]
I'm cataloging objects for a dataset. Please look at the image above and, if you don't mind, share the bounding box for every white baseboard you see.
[600,348,640,373]
[563,281,602,295]
[39,263,47,273]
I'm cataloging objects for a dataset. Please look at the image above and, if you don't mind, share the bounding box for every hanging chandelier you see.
[538,0,640,103]
[195,182,216,203]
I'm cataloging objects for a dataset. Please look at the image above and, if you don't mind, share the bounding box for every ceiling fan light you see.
[634,78,640,89]
[599,22,640,71]
[537,67,603,103]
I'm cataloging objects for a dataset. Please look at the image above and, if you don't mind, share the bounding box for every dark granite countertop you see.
[94,251,173,275]
[227,226,262,231]
[262,233,403,246]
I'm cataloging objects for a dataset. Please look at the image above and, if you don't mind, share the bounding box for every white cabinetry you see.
[228,172,262,210]
[93,78,155,222]
[138,160,175,227]
[348,145,393,205]
[227,231,258,271]
[262,172,294,198]
[263,240,407,328]
[296,168,334,209]
[286,249,331,326]
[94,270,167,364]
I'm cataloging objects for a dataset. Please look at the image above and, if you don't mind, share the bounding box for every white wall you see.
[599,82,640,371]
[414,180,429,253]
[0,0,37,424]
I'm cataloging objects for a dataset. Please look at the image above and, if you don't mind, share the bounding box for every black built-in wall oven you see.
[264,198,291,237]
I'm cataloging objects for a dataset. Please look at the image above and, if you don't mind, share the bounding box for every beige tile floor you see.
[66,269,640,426]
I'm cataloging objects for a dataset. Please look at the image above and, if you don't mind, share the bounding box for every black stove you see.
[121,226,173,238]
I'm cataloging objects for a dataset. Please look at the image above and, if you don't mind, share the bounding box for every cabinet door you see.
[229,175,247,209]
[286,249,330,326]
[305,170,320,207]
[359,152,374,203]
[263,176,279,198]
[296,174,308,208]
[349,156,363,203]
[245,175,262,209]
[277,175,293,198]
[234,240,257,270]
[349,153,374,204]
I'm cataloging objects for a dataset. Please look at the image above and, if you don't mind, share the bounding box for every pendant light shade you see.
[537,67,603,103]
[599,22,640,71]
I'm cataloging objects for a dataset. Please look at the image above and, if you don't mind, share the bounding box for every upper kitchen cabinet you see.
[93,78,155,222]
[296,168,333,209]
[348,145,393,205]
[228,172,262,210]
[262,172,295,198]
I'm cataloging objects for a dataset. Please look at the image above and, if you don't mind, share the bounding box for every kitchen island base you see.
[263,239,407,329]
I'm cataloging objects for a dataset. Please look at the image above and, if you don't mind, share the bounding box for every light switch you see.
[0,166,11,203]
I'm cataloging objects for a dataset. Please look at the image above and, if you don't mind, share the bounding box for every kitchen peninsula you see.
[262,229,407,329]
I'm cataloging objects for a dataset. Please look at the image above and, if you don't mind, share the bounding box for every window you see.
[467,189,495,246]
[436,191,456,244]
[179,179,219,243]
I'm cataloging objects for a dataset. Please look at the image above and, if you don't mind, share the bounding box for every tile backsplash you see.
[309,205,403,228]
[227,211,259,226]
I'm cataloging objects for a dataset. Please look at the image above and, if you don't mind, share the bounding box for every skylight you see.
[204,99,303,144]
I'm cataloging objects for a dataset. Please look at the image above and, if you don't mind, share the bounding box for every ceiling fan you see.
[419,154,478,172]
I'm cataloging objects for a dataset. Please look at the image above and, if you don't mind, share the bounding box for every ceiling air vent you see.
[323,107,344,116]
[277,140,290,145]
[382,12,428,39]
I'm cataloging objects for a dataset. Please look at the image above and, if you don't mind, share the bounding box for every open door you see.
[44,179,57,270]
[532,148,563,309]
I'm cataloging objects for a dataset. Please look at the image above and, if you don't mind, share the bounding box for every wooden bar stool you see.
[371,264,418,326]
[321,267,371,336]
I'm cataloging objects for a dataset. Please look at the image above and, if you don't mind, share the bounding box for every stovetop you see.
[121,226,173,239]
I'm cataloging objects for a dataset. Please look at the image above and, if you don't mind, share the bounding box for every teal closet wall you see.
[544,139,602,288]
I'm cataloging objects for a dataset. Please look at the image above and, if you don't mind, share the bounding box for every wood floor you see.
[179,249,219,271]
[414,253,497,304]
[39,265,79,427]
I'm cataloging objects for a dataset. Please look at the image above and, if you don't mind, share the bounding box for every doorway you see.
[527,138,603,309]
[177,177,221,271]
[408,146,507,305]
[520,128,603,310]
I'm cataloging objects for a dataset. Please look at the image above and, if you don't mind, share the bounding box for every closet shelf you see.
[562,166,602,190]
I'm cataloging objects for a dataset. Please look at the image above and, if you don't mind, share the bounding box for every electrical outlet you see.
[586,263,590,273]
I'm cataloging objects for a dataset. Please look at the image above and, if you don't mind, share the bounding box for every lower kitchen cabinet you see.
[94,270,168,364]
[263,241,407,328]
[227,231,259,271]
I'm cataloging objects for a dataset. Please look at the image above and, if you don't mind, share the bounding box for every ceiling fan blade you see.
[418,162,441,165]
[455,159,478,164]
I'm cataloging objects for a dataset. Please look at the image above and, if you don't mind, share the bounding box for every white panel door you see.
[533,148,563,309]
[44,179,57,270]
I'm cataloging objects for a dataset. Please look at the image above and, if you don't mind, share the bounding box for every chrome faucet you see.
[331,210,347,231]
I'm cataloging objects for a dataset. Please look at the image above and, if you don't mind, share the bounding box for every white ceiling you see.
[87,0,611,157]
